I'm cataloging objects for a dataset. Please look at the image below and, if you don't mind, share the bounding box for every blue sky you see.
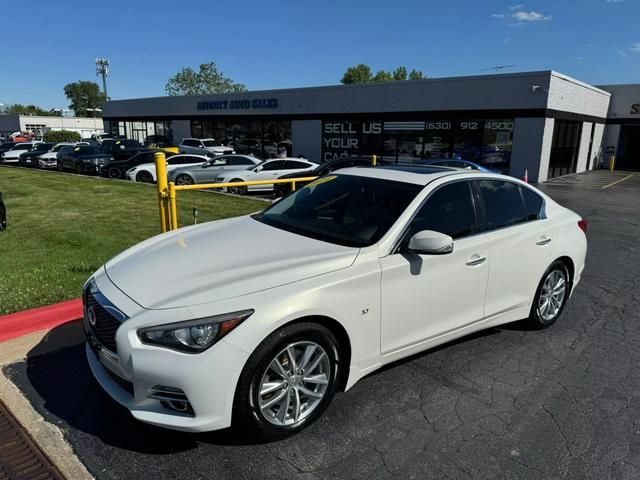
[1,0,638,110]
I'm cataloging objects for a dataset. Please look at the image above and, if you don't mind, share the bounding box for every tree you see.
[340,64,426,84]
[63,81,107,117]
[6,104,58,116]
[340,64,373,84]
[165,62,247,96]
[43,130,81,143]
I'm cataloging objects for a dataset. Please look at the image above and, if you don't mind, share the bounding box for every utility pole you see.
[95,58,110,99]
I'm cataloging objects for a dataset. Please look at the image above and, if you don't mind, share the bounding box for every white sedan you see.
[215,158,318,194]
[83,166,587,439]
[125,154,210,183]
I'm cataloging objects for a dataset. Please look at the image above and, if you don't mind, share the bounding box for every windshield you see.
[202,140,223,147]
[254,174,422,247]
[76,146,103,155]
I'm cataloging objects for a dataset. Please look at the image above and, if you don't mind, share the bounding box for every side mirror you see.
[255,165,263,172]
[406,230,453,255]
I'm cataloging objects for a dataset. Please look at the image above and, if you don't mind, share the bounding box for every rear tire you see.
[527,261,570,330]
[136,171,154,183]
[107,166,122,179]
[175,174,194,186]
[233,322,341,441]
[228,179,247,195]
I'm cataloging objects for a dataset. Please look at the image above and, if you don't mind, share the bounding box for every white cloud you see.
[576,56,584,61]
[606,0,623,3]
[617,49,629,57]
[492,13,506,18]
[510,4,525,9]
[512,11,552,21]
[630,43,640,52]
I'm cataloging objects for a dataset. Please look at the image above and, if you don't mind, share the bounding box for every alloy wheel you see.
[537,269,566,322]
[258,341,331,427]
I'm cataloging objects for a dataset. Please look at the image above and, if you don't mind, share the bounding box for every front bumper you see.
[84,274,251,432]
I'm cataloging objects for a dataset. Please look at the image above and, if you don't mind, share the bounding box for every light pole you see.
[95,58,110,99]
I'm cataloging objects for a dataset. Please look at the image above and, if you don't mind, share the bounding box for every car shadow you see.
[5,315,532,454]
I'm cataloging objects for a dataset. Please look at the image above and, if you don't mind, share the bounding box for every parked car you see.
[83,166,587,439]
[274,157,373,197]
[18,143,55,167]
[38,142,89,169]
[98,150,157,179]
[412,158,499,173]
[0,143,15,157]
[179,138,234,156]
[126,154,209,183]
[57,145,114,174]
[0,192,5,231]
[216,158,318,195]
[0,141,42,163]
[144,135,174,149]
[101,139,147,161]
[167,154,263,186]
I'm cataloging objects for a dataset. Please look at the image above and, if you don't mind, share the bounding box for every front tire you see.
[527,261,570,329]
[136,170,154,183]
[233,322,341,441]
[107,166,122,179]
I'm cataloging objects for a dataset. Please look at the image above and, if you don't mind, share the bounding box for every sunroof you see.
[375,165,456,174]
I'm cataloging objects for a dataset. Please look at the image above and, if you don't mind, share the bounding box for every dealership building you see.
[102,70,639,183]
[0,114,104,139]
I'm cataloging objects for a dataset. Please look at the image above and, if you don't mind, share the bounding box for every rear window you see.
[477,180,528,230]
[521,186,544,221]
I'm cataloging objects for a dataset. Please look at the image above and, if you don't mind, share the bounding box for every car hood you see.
[104,216,359,310]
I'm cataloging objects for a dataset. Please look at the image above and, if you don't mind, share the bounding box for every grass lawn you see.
[0,166,265,315]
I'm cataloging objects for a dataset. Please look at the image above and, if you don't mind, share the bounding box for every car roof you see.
[335,165,470,185]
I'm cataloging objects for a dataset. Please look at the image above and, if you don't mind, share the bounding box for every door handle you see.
[536,237,552,246]
[465,255,487,267]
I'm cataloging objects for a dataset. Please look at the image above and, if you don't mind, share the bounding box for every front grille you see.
[83,281,127,354]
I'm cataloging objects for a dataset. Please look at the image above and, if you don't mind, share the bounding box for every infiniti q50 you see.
[83,166,587,440]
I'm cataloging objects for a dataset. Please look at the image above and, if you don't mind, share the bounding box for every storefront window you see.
[322,118,514,171]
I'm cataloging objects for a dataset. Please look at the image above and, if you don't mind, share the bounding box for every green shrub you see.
[43,130,81,143]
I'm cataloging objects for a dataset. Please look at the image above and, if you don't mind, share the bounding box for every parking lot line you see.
[601,174,634,190]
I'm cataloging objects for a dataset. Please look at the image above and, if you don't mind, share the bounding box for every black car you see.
[0,192,6,231]
[99,150,157,179]
[274,157,374,197]
[18,143,55,167]
[100,139,147,161]
[57,145,114,175]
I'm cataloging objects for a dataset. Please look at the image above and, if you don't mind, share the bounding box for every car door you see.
[474,179,557,319]
[379,180,490,356]
[249,160,285,190]
[197,157,228,182]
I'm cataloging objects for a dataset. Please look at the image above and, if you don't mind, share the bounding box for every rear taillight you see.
[578,219,587,234]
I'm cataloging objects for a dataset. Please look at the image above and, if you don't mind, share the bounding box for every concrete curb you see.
[0,299,82,343]
[0,329,93,479]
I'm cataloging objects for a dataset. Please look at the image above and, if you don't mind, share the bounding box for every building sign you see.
[322,121,382,161]
[196,98,278,111]
[630,104,640,114]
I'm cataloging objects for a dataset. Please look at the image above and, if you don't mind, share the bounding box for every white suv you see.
[179,138,234,156]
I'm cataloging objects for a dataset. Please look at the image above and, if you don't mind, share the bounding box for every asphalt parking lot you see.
[3,169,640,480]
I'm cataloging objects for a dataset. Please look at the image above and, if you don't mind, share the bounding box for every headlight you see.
[137,309,254,353]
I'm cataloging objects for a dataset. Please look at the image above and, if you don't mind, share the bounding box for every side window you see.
[262,161,284,171]
[407,181,477,240]
[284,160,310,169]
[477,180,528,231]
[183,139,196,147]
[520,186,544,221]
[229,156,254,166]
[167,157,183,165]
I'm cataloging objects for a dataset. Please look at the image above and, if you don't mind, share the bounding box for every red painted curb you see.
[0,298,83,343]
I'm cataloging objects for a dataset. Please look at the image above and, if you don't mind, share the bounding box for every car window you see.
[406,181,477,241]
[255,175,422,247]
[167,157,184,165]
[283,160,310,170]
[183,139,197,147]
[477,180,528,231]
[520,186,544,221]
[132,152,154,165]
[229,156,256,166]
[262,161,284,171]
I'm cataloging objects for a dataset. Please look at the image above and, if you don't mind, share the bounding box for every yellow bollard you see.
[372,154,377,166]
[609,155,616,173]
[155,151,169,233]
[291,180,297,192]
[168,182,178,231]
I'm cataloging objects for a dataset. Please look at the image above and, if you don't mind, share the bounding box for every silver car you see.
[167,154,262,185]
